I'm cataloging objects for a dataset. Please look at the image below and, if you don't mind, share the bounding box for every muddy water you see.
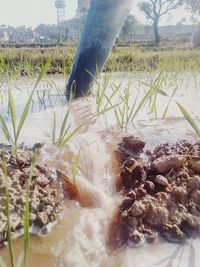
[1,73,200,267]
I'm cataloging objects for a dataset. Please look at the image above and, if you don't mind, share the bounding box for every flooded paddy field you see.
[1,72,200,267]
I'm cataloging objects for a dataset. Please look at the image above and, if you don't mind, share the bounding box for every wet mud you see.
[109,137,200,249]
[0,147,78,247]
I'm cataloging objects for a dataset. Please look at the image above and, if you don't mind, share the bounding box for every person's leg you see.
[66,0,133,99]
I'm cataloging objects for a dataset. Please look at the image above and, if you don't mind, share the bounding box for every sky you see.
[0,0,192,28]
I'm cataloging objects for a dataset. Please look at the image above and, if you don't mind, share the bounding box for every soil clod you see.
[0,147,77,247]
[109,137,200,249]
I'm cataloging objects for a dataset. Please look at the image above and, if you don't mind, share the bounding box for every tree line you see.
[0,0,199,45]
[139,0,199,44]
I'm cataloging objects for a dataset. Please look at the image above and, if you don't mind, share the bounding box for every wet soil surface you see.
[0,147,72,247]
[109,136,200,249]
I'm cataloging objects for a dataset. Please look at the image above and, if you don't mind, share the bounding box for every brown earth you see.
[0,147,77,247]
[109,137,200,249]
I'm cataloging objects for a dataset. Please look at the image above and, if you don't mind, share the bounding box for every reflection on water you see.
[1,73,200,267]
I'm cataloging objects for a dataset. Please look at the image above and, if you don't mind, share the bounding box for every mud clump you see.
[109,137,200,249]
[116,136,145,163]
[0,148,64,247]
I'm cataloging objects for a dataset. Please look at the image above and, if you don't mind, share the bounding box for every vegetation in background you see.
[120,15,139,42]
[1,46,200,78]
[139,0,184,44]
[185,0,200,16]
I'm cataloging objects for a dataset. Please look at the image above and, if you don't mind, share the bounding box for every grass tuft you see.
[52,108,82,147]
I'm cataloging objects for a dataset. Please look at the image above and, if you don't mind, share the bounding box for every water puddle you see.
[1,73,200,266]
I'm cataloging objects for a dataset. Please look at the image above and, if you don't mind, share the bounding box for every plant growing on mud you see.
[52,108,82,147]
[113,72,168,128]
[113,83,138,128]
[139,70,168,119]
[0,55,53,156]
[0,90,33,156]
[85,71,122,116]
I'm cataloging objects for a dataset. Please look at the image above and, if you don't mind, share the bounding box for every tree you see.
[139,0,183,44]
[35,24,58,42]
[185,0,200,16]
[185,0,200,48]
[120,15,138,42]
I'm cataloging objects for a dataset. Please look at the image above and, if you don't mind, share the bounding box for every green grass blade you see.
[150,94,157,114]
[114,109,122,129]
[98,85,107,113]
[139,80,152,88]
[121,102,126,127]
[16,95,32,141]
[131,88,152,121]
[2,150,15,267]
[59,124,71,143]
[72,147,82,184]
[16,253,23,267]
[0,257,7,267]
[85,69,98,84]
[34,54,53,89]
[177,102,200,137]
[0,114,13,144]
[0,54,7,75]
[59,109,70,141]
[162,87,178,119]
[59,125,82,147]
[101,100,124,114]
[23,152,37,267]
[103,92,124,112]
[8,90,17,139]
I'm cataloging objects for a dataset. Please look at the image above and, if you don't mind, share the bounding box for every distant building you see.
[55,0,66,24]
[76,0,90,18]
